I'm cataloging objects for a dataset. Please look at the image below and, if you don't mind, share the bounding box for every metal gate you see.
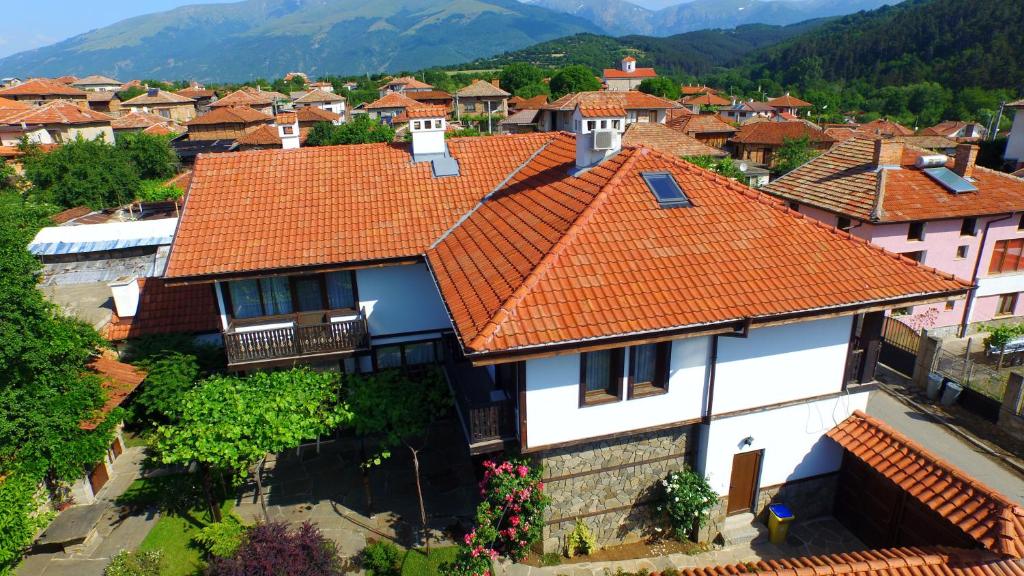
[879,316,919,376]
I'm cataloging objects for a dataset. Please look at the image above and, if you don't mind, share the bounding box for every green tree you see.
[548,65,601,98]
[514,83,550,100]
[499,63,545,95]
[304,117,396,147]
[638,77,680,100]
[346,368,450,548]
[115,132,179,181]
[155,369,352,521]
[685,156,745,180]
[773,136,818,175]
[23,137,140,209]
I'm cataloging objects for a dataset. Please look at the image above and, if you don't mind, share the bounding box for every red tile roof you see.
[456,80,510,98]
[667,113,737,135]
[275,112,297,124]
[185,106,272,126]
[0,78,87,97]
[234,124,310,147]
[365,91,422,110]
[0,101,113,126]
[545,91,681,111]
[51,206,94,224]
[293,89,345,104]
[111,111,175,130]
[828,411,1024,558]
[81,356,146,430]
[621,56,636,62]
[579,105,626,118]
[731,121,836,145]
[681,85,718,96]
[210,88,277,108]
[0,97,32,110]
[921,121,980,138]
[165,170,192,192]
[764,138,1024,222]
[767,93,813,108]
[681,93,730,106]
[164,133,556,279]
[405,105,449,119]
[623,122,726,157]
[426,133,967,354]
[407,90,454,103]
[509,95,548,109]
[677,547,1024,576]
[101,278,220,340]
[176,87,216,99]
[121,89,194,106]
[861,119,914,137]
[295,106,341,124]
[387,76,433,90]
[603,68,657,79]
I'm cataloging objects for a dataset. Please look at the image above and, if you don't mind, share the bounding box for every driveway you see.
[866,390,1024,505]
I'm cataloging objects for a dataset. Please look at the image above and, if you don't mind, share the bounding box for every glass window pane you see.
[294,277,323,312]
[376,346,402,369]
[585,350,612,393]
[260,277,293,315]
[229,280,262,319]
[404,342,436,365]
[990,241,1006,273]
[631,344,657,385]
[326,271,355,309]
[1007,240,1023,272]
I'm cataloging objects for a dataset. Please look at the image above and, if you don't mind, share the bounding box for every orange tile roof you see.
[176,87,216,99]
[579,105,626,117]
[767,93,813,108]
[295,106,340,124]
[52,206,94,224]
[681,93,730,106]
[405,105,449,119]
[185,106,272,126]
[234,124,310,147]
[0,143,58,159]
[731,121,836,145]
[676,547,1024,576]
[366,91,423,110]
[602,68,657,79]
[623,122,726,157]
[81,356,146,430]
[681,85,717,96]
[862,118,914,137]
[387,76,434,90]
[143,124,176,136]
[101,278,219,340]
[455,79,510,98]
[427,133,967,354]
[0,97,32,110]
[111,111,174,130]
[0,101,113,126]
[73,75,122,87]
[921,121,980,137]
[210,88,277,108]
[828,411,1024,558]
[509,95,548,109]
[545,91,680,111]
[764,138,1024,222]
[121,89,194,106]
[293,89,345,104]
[667,113,737,135]
[621,56,636,62]
[164,133,556,279]
[0,78,87,97]
[407,90,454,103]
[275,112,297,124]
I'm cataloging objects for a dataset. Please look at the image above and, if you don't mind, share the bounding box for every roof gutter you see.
[959,212,1015,337]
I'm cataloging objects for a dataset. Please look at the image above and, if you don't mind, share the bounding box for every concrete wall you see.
[356,262,451,337]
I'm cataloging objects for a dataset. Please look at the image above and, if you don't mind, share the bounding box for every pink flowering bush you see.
[442,459,549,576]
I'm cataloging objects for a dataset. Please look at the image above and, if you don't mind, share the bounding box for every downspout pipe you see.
[960,212,1015,337]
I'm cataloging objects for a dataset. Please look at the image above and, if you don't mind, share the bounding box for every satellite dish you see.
[739,162,748,173]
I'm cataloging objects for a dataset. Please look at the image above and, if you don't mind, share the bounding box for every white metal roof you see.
[29,218,178,256]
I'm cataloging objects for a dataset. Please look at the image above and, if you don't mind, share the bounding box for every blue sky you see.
[0,0,229,58]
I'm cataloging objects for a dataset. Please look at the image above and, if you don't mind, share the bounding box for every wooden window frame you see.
[990,239,1024,275]
[579,349,624,407]
[371,339,444,372]
[223,271,359,327]
[996,293,1019,318]
[627,342,671,399]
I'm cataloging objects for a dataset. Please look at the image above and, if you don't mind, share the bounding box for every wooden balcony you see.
[443,361,517,454]
[223,311,369,368]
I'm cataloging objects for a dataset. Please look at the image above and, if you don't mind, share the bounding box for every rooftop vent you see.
[642,172,690,208]
[923,167,977,194]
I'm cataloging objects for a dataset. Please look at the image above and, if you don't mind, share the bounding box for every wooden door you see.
[89,462,109,495]
[726,451,762,515]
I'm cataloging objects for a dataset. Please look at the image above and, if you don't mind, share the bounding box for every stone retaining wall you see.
[533,426,694,553]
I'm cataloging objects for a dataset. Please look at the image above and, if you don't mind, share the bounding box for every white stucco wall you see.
[712,317,851,415]
[1004,109,1024,165]
[524,337,710,448]
[356,263,451,337]
[698,388,870,496]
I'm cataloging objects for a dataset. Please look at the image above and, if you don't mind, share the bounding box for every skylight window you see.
[923,167,977,194]
[642,172,690,207]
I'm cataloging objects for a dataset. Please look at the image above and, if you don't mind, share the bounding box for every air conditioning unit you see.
[592,130,615,151]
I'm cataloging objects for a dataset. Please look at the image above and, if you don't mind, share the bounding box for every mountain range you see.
[0,0,901,81]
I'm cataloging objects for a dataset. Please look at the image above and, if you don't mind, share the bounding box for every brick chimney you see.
[490,79,500,88]
[953,143,979,178]
[873,139,903,169]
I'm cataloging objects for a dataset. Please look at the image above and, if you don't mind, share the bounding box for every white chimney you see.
[276,113,300,150]
[409,108,447,157]
[109,277,140,318]
[573,105,625,170]
[621,57,636,73]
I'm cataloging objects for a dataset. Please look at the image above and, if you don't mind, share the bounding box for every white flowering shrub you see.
[657,469,717,541]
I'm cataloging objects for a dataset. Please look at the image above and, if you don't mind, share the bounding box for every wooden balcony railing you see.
[224,312,369,366]
[443,359,517,452]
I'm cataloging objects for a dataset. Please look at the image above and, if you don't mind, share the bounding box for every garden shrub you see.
[658,469,717,541]
[193,513,248,558]
[0,472,50,573]
[362,540,402,576]
[206,521,343,576]
[563,518,596,558]
[104,549,163,576]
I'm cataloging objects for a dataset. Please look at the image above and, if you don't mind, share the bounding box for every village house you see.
[667,113,739,148]
[295,105,342,127]
[0,100,114,145]
[680,84,718,96]
[71,75,123,92]
[861,118,914,137]
[365,91,422,122]
[764,138,1024,335]
[454,79,510,119]
[0,78,89,108]
[622,121,726,158]
[766,93,813,117]
[309,81,335,93]
[176,86,218,112]
[499,109,541,134]
[161,105,966,549]
[86,91,121,116]
[210,87,282,115]
[378,76,434,97]
[539,91,682,131]
[235,112,305,151]
[602,56,656,91]
[507,94,547,113]
[893,134,959,155]
[291,88,346,118]
[172,105,271,162]
[679,92,730,114]
[111,111,184,138]
[922,120,988,141]
[730,121,836,167]
[1005,99,1024,170]
[120,88,197,123]
[1,77,22,88]
[407,90,455,110]
[719,99,778,123]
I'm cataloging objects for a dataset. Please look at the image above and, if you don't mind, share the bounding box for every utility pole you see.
[990,101,1005,141]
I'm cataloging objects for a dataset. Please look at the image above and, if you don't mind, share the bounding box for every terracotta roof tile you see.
[86,91,117,103]
[509,95,548,109]
[681,85,718,96]
[0,78,87,97]
[405,105,449,119]
[234,124,310,147]
[366,91,422,110]
[456,80,510,98]
[387,76,433,90]
[186,106,272,126]
[921,121,978,137]
[112,111,175,130]
[623,122,726,157]
[81,356,146,430]
[164,133,556,279]
[295,106,340,124]
[427,134,967,354]
[668,113,737,135]
[545,91,681,111]
[293,89,345,104]
[682,93,730,106]
[121,89,194,106]
[176,87,216,99]
[764,138,1024,222]
[579,105,626,117]
[0,97,32,110]
[73,75,122,86]
[861,119,914,137]
[767,93,813,108]
[51,206,94,224]
[210,88,278,108]
[603,68,658,79]
[893,135,958,150]
[827,411,1024,558]
[101,278,219,340]
[731,121,836,145]
[275,112,297,124]
[407,90,454,102]
[0,101,113,126]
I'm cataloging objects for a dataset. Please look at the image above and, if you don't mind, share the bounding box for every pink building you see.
[764,138,1024,336]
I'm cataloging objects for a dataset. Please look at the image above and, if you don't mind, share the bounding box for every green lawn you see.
[400,546,459,576]
[118,476,233,576]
